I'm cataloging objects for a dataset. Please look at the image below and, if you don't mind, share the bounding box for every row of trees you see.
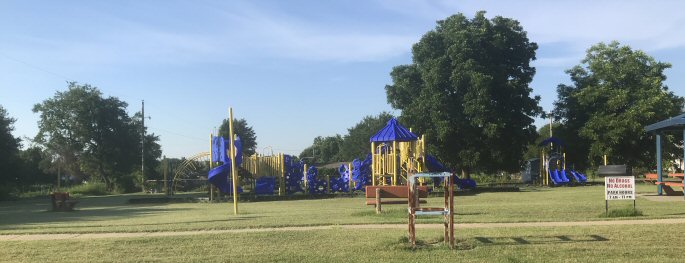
[302,11,684,176]
[298,112,394,164]
[1,83,164,197]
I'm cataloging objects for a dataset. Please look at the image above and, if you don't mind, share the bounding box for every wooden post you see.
[375,188,382,214]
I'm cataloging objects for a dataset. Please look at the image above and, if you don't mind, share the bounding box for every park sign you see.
[605,176,635,200]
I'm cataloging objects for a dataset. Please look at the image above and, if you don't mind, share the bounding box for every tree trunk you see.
[461,168,471,179]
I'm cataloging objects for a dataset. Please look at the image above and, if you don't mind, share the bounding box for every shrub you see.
[64,182,109,196]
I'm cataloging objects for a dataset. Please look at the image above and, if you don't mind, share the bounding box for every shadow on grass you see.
[473,234,609,246]
[0,195,264,230]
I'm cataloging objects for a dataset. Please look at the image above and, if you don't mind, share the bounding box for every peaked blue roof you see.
[370,118,418,142]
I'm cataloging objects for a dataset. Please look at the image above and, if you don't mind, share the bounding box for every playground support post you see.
[209,133,213,201]
[280,153,285,196]
[348,163,353,194]
[303,163,308,195]
[392,141,397,186]
[229,107,239,215]
[657,133,663,195]
[683,129,685,200]
[163,156,168,196]
[371,142,376,186]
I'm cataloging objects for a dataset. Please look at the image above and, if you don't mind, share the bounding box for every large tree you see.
[0,105,21,192]
[33,83,160,191]
[386,11,541,175]
[218,118,257,156]
[553,42,684,168]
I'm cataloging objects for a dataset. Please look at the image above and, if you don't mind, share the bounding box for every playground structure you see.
[370,118,425,186]
[538,137,587,186]
[165,116,474,217]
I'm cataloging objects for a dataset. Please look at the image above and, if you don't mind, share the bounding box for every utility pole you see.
[141,100,145,193]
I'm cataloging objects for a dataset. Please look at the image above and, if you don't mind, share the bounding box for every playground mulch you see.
[3,218,685,241]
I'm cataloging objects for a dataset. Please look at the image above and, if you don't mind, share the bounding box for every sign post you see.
[604,176,636,215]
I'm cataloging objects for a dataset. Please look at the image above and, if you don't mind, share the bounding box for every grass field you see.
[2,183,685,262]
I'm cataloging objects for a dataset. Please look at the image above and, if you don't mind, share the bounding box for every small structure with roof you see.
[644,113,685,198]
[370,118,426,185]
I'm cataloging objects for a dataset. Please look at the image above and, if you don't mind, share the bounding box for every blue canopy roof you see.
[538,137,566,147]
[645,113,685,133]
[369,118,418,142]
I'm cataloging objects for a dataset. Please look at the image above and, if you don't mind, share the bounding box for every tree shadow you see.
[0,194,263,230]
[473,234,609,246]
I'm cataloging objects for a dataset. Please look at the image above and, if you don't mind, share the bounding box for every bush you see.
[64,182,109,196]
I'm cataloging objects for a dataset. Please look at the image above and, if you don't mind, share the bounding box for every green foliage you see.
[340,112,393,160]
[385,11,541,174]
[300,112,393,164]
[32,82,161,191]
[0,105,21,197]
[64,182,110,196]
[553,42,685,168]
[218,118,257,156]
[299,135,344,164]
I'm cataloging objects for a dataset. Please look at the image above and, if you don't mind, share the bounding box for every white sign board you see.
[605,176,635,200]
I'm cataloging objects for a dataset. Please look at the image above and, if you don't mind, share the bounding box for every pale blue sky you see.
[1,1,684,158]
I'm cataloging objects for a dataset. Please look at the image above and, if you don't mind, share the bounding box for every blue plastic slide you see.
[425,155,476,189]
[549,169,562,185]
[207,136,243,194]
[571,170,587,182]
[557,169,570,183]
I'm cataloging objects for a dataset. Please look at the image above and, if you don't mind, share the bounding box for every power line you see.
[0,51,75,82]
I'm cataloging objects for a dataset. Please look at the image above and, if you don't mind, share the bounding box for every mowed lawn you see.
[1,184,684,235]
[2,224,683,262]
[2,184,685,262]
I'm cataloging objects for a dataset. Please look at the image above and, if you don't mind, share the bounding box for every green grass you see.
[2,224,683,262]
[2,183,683,262]
[0,184,680,235]
[601,208,644,218]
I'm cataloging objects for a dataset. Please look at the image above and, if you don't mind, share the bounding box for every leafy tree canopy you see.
[218,118,257,156]
[339,112,394,160]
[553,41,685,168]
[386,11,541,174]
[33,82,161,191]
[0,105,21,185]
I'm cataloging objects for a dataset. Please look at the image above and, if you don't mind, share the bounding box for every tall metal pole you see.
[229,107,239,215]
[656,133,662,195]
[141,100,145,193]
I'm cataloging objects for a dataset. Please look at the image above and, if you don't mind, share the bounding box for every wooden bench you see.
[668,173,684,178]
[365,186,428,213]
[50,192,79,211]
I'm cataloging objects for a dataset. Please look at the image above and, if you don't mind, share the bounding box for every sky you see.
[1,0,685,158]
